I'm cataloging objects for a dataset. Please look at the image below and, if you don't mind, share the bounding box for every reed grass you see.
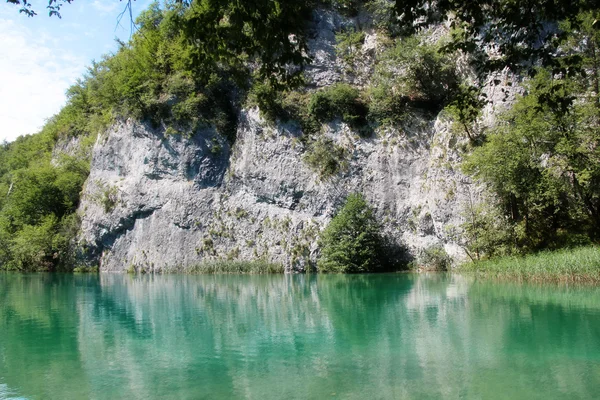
[458,246,600,283]
[176,261,285,274]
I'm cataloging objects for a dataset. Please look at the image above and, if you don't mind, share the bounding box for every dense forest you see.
[1,0,599,271]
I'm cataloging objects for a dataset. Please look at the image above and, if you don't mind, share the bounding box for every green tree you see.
[318,193,385,273]
[463,69,600,253]
[0,124,90,271]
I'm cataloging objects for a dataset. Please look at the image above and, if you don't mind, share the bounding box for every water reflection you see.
[0,273,599,399]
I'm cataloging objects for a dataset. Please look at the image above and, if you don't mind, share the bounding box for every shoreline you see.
[456,245,600,284]
[4,245,600,285]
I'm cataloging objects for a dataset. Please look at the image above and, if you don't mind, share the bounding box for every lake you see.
[0,273,599,399]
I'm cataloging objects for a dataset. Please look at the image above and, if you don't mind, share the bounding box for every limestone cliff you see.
[76,10,520,272]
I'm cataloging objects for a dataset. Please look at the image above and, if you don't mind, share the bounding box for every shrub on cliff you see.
[318,193,385,273]
[308,84,369,130]
[303,136,348,180]
[369,35,459,124]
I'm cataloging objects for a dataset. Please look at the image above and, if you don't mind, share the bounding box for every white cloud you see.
[0,18,86,141]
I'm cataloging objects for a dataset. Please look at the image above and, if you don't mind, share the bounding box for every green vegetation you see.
[463,67,600,257]
[308,83,369,130]
[250,82,370,132]
[318,193,386,273]
[393,0,598,79]
[0,1,322,272]
[444,84,487,141]
[460,202,518,261]
[247,80,288,124]
[459,246,600,283]
[415,245,451,271]
[178,261,285,274]
[303,136,348,179]
[459,11,600,262]
[5,0,600,278]
[369,35,459,125]
[335,28,366,67]
[0,130,90,271]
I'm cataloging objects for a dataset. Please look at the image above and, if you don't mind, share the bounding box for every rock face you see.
[79,112,473,272]
[77,10,520,273]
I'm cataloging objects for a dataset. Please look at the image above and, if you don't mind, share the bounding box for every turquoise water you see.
[0,273,599,399]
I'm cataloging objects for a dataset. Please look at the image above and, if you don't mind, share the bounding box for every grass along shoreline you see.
[457,246,600,283]
[129,261,286,275]
[14,247,600,280]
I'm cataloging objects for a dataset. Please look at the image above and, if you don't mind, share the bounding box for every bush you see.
[365,0,401,35]
[303,136,348,179]
[0,130,89,272]
[248,80,286,123]
[308,84,369,129]
[367,84,409,126]
[417,245,451,271]
[280,91,320,133]
[461,202,520,260]
[462,70,600,254]
[318,193,385,273]
[444,84,487,141]
[331,0,361,16]
[369,34,459,125]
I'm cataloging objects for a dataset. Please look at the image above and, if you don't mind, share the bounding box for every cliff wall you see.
[77,10,519,272]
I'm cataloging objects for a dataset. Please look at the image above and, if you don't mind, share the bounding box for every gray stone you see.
[76,10,517,273]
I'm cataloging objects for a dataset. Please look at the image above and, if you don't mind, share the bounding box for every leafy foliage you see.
[318,193,385,273]
[459,10,600,258]
[369,35,460,125]
[308,83,369,130]
[0,1,326,271]
[330,0,362,16]
[392,0,599,78]
[33,1,320,143]
[417,245,451,271]
[0,129,90,271]
[460,202,521,260]
[6,0,73,17]
[444,84,487,141]
[464,69,600,254]
[8,0,600,271]
[174,0,315,88]
[335,28,366,67]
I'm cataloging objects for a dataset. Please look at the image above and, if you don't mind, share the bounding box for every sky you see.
[0,0,153,142]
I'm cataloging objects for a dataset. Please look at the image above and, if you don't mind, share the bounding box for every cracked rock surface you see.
[76,10,520,272]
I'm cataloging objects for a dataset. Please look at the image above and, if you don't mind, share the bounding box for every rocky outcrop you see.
[78,110,477,272]
[77,9,521,273]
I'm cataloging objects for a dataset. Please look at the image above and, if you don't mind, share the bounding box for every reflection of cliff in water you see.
[1,273,599,399]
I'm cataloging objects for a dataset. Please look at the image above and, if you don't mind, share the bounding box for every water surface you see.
[0,273,599,399]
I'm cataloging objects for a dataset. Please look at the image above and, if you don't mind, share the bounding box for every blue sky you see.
[0,0,154,142]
